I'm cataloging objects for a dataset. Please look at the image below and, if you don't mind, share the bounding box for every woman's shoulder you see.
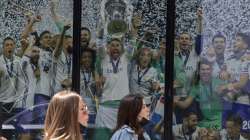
[111,125,136,140]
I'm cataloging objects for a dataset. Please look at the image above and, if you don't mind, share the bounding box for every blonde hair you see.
[44,91,83,140]
[135,47,153,66]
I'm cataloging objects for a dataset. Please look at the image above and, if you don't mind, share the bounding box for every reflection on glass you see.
[0,0,166,140]
[173,1,250,140]
[81,0,166,140]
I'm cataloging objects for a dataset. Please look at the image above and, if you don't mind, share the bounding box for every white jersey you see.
[226,57,243,82]
[173,124,201,140]
[236,60,250,104]
[129,63,159,104]
[211,61,222,78]
[80,71,95,96]
[182,49,199,82]
[240,60,250,77]
[21,50,53,107]
[39,49,54,94]
[0,55,26,104]
[100,54,129,102]
[212,55,229,78]
[220,129,247,140]
[80,70,96,113]
[178,48,199,95]
[226,56,250,104]
[21,56,39,108]
[53,52,72,92]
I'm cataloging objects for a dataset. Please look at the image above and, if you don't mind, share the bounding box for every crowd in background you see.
[173,8,250,140]
[0,2,250,140]
[0,2,165,139]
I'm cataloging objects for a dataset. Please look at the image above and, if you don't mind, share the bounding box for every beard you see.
[5,50,13,59]
[67,46,73,54]
[187,126,196,134]
[81,41,89,48]
[30,56,39,64]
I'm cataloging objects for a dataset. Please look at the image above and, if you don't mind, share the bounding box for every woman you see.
[44,91,89,140]
[111,94,151,140]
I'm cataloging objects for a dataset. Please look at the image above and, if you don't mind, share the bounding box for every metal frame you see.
[71,0,176,139]
[165,0,176,139]
[72,0,82,93]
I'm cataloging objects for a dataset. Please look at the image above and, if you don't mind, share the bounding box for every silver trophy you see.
[101,0,132,36]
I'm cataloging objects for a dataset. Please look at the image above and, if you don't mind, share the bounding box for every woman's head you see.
[115,94,150,133]
[44,91,88,140]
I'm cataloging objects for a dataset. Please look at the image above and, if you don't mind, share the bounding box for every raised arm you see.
[19,16,41,57]
[197,7,203,35]
[21,15,40,38]
[195,7,203,55]
[49,1,67,32]
[53,24,71,59]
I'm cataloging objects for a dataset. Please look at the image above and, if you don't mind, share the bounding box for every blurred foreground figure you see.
[44,91,89,140]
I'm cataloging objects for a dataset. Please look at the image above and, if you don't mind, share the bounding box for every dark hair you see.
[114,94,144,138]
[200,58,213,68]
[183,110,197,119]
[2,37,15,46]
[212,33,226,43]
[226,114,243,127]
[38,30,51,46]
[108,38,124,53]
[236,32,250,49]
[80,47,96,71]
[192,58,212,86]
[81,27,91,35]
[30,31,40,46]
[179,32,192,40]
[108,38,122,44]
[39,30,51,40]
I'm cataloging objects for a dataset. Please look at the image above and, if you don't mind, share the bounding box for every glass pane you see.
[174,0,250,139]
[81,0,165,140]
[0,0,73,139]
[0,0,166,139]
